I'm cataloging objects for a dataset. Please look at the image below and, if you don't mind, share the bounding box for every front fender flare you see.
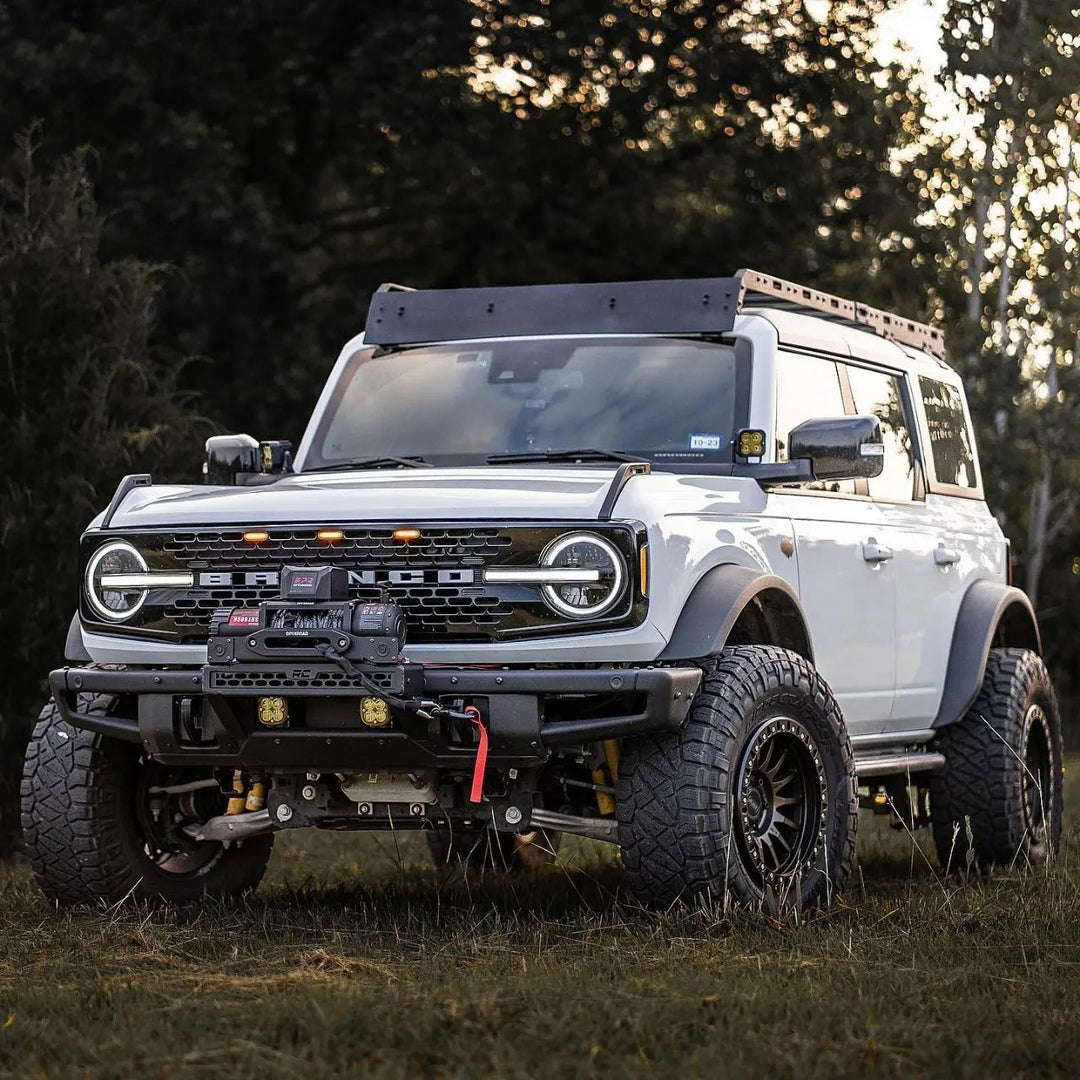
[64,613,91,664]
[933,580,1041,728]
[657,564,813,663]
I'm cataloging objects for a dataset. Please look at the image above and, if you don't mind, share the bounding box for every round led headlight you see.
[539,532,625,620]
[85,541,149,622]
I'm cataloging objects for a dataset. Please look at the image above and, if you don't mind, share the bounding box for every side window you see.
[846,365,917,502]
[775,352,854,494]
[919,376,977,489]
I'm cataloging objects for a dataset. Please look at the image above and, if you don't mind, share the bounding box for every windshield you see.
[305,336,742,469]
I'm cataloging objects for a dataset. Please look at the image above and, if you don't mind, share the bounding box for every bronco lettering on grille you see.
[197,568,479,587]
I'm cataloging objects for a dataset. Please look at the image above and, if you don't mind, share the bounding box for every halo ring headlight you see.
[539,532,625,619]
[85,541,150,622]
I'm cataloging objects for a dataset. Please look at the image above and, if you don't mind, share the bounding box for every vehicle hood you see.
[97,467,631,529]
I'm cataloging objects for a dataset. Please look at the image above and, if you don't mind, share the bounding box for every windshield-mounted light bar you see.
[483,568,602,585]
[100,572,195,589]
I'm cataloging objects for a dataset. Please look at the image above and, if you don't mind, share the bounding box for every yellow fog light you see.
[359,697,391,728]
[257,696,289,727]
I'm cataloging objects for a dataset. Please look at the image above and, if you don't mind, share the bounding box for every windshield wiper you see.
[486,448,647,465]
[303,455,432,472]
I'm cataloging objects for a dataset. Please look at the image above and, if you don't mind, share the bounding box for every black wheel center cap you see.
[745,785,765,824]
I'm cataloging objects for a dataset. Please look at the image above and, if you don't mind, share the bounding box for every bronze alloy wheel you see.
[1021,704,1053,844]
[735,717,828,887]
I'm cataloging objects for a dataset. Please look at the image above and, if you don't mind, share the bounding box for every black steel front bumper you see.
[47,663,701,770]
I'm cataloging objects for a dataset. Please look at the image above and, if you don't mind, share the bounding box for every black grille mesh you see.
[159,528,518,641]
[162,528,512,564]
[207,667,404,693]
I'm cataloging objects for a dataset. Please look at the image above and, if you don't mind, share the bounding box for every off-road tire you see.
[616,646,857,910]
[426,826,560,871]
[930,648,1062,873]
[21,699,273,906]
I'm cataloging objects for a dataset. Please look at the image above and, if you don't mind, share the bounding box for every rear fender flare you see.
[657,564,813,663]
[933,580,1041,728]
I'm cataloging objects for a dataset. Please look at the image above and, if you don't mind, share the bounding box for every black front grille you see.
[82,524,644,644]
[158,528,518,640]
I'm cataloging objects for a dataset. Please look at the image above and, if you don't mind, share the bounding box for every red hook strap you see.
[465,705,488,804]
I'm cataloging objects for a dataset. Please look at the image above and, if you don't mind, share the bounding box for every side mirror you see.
[788,415,884,481]
[204,434,293,486]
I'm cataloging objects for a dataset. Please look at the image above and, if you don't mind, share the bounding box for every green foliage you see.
[922,0,1080,685]
[0,127,201,847]
[0,1,932,440]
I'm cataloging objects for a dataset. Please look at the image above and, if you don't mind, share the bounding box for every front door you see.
[778,493,897,736]
[769,350,896,738]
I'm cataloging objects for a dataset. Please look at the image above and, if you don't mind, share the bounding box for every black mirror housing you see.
[788,415,884,481]
[204,434,293,485]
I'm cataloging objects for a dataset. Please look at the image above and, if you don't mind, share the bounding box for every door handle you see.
[862,543,893,563]
[934,547,961,567]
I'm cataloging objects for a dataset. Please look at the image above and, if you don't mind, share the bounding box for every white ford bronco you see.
[23,270,1063,910]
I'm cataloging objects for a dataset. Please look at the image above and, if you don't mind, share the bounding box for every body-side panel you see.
[883,494,1005,730]
[766,491,894,736]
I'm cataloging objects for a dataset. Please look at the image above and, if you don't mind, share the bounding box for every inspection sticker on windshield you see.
[688,434,723,451]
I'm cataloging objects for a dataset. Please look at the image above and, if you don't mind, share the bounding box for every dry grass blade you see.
[0,765,1078,1078]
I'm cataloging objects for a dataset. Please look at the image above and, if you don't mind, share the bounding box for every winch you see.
[207,565,407,665]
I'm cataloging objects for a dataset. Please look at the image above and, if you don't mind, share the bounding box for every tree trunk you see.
[1025,359,1058,608]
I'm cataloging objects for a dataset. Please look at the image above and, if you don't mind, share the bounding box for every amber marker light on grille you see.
[243,530,270,544]
[639,544,649,597]
[393,528,421,543]
[317,528,344,543]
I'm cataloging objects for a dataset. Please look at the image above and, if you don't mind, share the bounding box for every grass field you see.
[2,771,1079,1079]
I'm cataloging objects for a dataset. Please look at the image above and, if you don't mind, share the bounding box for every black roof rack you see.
[363,269,945,360]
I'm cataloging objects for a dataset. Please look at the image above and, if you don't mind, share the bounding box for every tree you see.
[0,128,202,850]
[0,1,934,442]
[918,0,1079,683]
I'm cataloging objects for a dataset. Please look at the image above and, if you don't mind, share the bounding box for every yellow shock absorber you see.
[226,769,246,815]
[593,739,621,816]
[245,779,267,813]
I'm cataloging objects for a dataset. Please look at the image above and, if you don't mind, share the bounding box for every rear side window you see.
[846,365,917,502]
[919,377,977,489]
[775,353,854,493]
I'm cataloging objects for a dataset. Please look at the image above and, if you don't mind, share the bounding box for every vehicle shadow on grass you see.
[247,814,964,931]
[8,809,1064,940]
